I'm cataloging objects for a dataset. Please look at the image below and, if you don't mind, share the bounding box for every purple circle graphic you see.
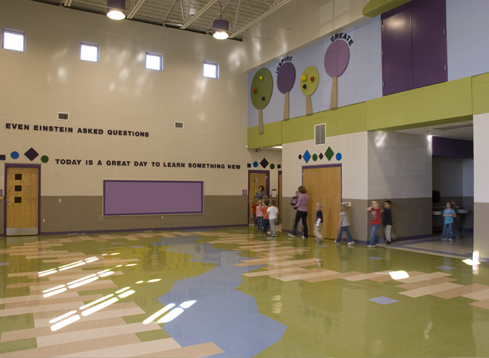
[277,62,296,94]
[324,40,350,78]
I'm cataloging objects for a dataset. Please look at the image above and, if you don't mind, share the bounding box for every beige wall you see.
[0,0,282,233]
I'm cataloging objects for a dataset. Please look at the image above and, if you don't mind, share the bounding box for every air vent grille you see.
[57,112,69,120]
[174,122,184,129]
[314,123,326,145]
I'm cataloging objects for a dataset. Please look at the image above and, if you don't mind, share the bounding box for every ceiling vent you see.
[174,121,184,129]
[57,112,69,121]
[314,123,326,145]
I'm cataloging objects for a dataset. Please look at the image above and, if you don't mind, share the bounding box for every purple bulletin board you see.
[103,180,204,216]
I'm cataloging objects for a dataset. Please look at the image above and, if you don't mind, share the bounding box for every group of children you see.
[314,202,355,245]
[253,198,279,237]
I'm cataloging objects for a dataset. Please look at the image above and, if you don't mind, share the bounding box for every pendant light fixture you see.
[212,2,229,40]
[107,0,126,20]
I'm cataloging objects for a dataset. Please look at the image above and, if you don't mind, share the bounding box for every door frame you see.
[247,170,270,221]
[4,164,42,236]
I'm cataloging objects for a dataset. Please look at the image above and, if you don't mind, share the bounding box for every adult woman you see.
[254,185,267,200]
[289,186,309,239]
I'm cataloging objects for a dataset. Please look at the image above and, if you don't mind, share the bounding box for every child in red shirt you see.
[367,200,383,248]
[252,199,258,227]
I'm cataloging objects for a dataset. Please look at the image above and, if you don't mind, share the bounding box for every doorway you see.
[302,165,342,240]
[5,165,40,236]
[248,170,269,223]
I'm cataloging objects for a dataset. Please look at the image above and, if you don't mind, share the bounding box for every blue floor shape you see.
[153,236,287,358]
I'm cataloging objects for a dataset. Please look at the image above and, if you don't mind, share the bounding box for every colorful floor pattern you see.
[0,229,489,357]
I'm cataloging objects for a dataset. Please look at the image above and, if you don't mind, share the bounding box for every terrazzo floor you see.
[0,228,488,357]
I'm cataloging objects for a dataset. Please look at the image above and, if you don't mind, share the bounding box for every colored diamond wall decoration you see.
[260,158,269,168]
[25,148,39,161]
[319,153,324,160]
[303,150,311,163]
[325,147,334,161]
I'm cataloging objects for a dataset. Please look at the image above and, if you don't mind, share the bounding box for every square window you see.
[14,197,21,203]
[203,61,218,78]
[15,174,22,180]
[15,186,22,192]
[146,52,162,71]
[2,30,25,52]
[80,42,99,62]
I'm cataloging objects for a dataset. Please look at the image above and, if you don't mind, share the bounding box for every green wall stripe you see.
[248,75,484,149]
[362,0,412,17]
[472,72,489,115]
[366,77,473,131]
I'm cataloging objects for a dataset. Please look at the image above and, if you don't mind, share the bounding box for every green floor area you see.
[0,228,488,357]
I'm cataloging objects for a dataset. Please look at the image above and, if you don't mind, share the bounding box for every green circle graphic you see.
[41,155,49,163]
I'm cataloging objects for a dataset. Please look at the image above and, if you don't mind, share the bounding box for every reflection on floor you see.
[0,229,489,357]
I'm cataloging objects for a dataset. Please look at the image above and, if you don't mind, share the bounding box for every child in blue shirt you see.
[442,201,456,242]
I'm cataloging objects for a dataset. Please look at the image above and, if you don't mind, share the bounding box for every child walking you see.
[252,199,259,227]
[262,199,270,234]
[256,200,264,232]
[367,200,383,248]
[442,201,456,242]
[383,200,396,245]
[336,203,355,245]
[314,202,324,242]
[267,200,279,237]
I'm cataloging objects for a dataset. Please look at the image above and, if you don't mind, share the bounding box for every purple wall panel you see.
[103,180,203,216]
[381,3,413,96]
[432,137,473,159]
[411,0,447,88]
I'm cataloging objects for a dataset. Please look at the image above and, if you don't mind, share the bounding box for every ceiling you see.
[31,0,293,40]
[397,121,474,141]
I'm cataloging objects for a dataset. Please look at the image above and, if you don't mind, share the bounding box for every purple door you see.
[411,0,447,88]
[381,3,413,96]
[381,0,447,96]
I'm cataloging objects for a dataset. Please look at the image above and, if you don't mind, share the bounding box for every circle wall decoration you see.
[300,66,319,115]
[253,161,259,168]
[277,62,296,120]
[312,154,318,161]
[41,155,49,163]
[11,151,19,159]
[336,153,342,161]
[324,40,350,109]
[251,68,273,134]
[270,164,275,170]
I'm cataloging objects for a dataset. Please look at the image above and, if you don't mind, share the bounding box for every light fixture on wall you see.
[212,2,229,40]
[107,0,126,20]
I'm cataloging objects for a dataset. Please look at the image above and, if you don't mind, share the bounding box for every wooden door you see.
[302,166,341,240]
[248,172,268,222]
[278,172,282,223]
[6,166,39,236]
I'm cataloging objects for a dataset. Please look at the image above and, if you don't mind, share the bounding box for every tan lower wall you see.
[0,203,3,236]
[282,197,432,243]
[36,195,247,234]
[474,203,489,259]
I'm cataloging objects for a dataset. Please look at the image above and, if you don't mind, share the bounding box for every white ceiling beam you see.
[180,0,219,29]
[233,0,241,32]
[162,0,179,23]
[230,0,291,38]
[63,0,73,7]
[127,0,146,19]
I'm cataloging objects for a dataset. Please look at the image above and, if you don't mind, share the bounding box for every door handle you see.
[7,202,12,206]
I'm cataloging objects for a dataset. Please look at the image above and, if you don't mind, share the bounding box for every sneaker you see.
[288,233,296,237]
[334,241,341,244]
[302,236,307,239]
[348,241,355,246]
[386,240,392,245]
[448,238,453,242]
[367,245,376,248]
[272,234,276,237]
